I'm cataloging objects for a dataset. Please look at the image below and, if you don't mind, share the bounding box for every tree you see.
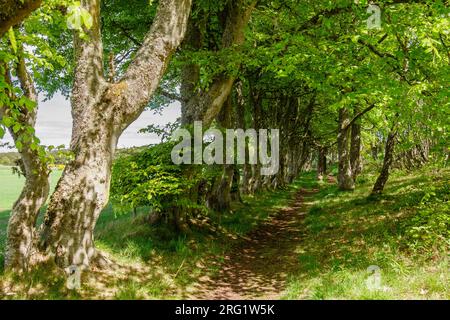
[371,121,398,196]
[1,45,50,270]
[180,0,257,127]
[2,0,193,270]
[3,0,448,273]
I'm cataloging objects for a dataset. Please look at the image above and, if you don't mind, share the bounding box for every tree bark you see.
[317,146,327,181]
[234,81,251,195]
[209,165,234,211]
[38,0,192,268]
[371,142,379,160]
[249,81,262,193]
[208,96,234,212]
[180,20,201,112]
[2,55,49,271]
[371,129,397,195]
[0,0,42,36]
[350,118,362,181]
[181,0,256,126]
[337,108,355,190]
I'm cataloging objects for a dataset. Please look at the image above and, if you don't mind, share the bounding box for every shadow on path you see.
[188,186,321,299]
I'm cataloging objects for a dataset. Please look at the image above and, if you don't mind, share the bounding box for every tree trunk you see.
[5,161,49,271]
[249,81,262,193]
[371,130,397,195]
[0,0,42,36]
[230,165,242,202]
[181,0,256,127]
[38,0,192,268]
[2,56,50,271]
[350,119,362,181]
[317,146,327,181]
[39,116,118,267]
[209,165,234,212]
[208,96,234,211]
[371,143,379,160]
[234,81,251,195]
[180,20,201,117]
[337,108,355,190]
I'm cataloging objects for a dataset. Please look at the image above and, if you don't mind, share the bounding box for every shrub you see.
[403,180,450,251]
[110,142,219,224]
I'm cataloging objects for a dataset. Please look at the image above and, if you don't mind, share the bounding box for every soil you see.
[189,185,321,299]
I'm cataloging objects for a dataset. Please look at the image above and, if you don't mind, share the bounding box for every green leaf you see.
[12,123,21,133]
[24,98,36,111]
[15,140,23,150]
[2,117,13,127]
[80,8,93,30]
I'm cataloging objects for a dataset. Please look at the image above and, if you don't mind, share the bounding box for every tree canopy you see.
[0,0,448,299]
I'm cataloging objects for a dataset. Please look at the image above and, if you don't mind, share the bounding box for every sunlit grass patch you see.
[283,167,449,300]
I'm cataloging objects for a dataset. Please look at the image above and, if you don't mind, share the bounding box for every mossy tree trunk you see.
[38,0,192,268]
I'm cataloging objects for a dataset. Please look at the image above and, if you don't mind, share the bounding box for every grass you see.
[0,165,62,211]
[0,166,62,270]
[0,165,448,299]
[0,170,303,299]
[90,180,305,299]
[282,166,449,300]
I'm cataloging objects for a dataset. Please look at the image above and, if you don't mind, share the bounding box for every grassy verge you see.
[1,167,448,299]
[93,180,306,299]
[282,166,449,300]
[0,178,304,299]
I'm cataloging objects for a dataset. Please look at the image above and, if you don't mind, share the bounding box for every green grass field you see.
[0,166,62,211]
[0,166,63,267]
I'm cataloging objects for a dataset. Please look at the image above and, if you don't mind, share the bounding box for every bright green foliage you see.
[0,0,78,166]
[110,142,219,217]
[283,168,449,300]
[404,178,450,250]
[0,0,449,300]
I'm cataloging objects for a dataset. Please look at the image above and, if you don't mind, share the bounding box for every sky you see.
[1,93,181,152]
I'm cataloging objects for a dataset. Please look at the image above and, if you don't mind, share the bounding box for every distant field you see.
[0,166,62,211]
[0,166,63,263]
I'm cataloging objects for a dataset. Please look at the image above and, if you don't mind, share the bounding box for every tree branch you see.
[0,0,42,36]
[119,0,192,124]
[297,6,352,32]
[343,103,377,131]
[439,33,450,64]
[357,39,397,60]
[159,89,183,102]
[296,0,428,33]
[182,0,257,126]
[71,0,106,120]
[111,20,143,47]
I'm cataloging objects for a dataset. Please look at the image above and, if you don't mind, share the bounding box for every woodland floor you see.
[0,169,448,300]
[188,186,320,299]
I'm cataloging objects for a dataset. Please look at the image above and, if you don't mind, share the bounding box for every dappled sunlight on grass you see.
[0,177,304,299]
[0,168,447,299]
[282,167,449,300]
